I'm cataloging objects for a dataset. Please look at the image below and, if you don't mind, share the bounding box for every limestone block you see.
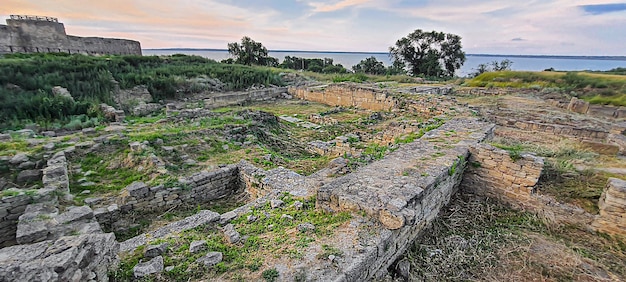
[126,181,149,198]
[222,224,240,244]
[133,256,164,278]
[9,153,29,165]
[379,209,405,230]
[56,206,93,224]
[189,240,207,254]
[593,178,626,236]
[196,252,223,268]
[16,169,42,184]
[145,243,168,259]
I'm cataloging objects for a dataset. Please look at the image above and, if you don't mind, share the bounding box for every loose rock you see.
[189,240,207,254]
[133,256,164,278]
[196,252,223,268]
[145,243,169,259]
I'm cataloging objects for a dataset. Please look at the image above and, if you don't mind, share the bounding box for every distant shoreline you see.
[143,48,626,61]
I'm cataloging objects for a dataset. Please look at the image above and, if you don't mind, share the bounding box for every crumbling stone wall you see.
[0,194,31,247]
[315,118,495,280]
[495,118,609,140]
[92,165,243,230]
[567,97,626,119]
[0,151,69,247]
[592,178,626,237]
[289,84,397,111]
[461,143,543,207]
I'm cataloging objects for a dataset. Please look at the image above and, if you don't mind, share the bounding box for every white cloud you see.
[2,0,625,54]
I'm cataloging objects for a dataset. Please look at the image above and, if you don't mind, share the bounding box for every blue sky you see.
[2,0,626,55]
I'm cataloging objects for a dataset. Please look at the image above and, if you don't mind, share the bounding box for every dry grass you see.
[402,193,626,282]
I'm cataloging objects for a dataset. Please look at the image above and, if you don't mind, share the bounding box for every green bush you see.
[0,53,283,130]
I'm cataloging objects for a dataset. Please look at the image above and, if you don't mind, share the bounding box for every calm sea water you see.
[143,49,626,77]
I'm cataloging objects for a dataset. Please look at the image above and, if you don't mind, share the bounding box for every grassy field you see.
[465,71,626,106]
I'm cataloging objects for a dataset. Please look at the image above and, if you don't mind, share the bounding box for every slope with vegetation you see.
[466,70,626,106]
[0,53,282,130]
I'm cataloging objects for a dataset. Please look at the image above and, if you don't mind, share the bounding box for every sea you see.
[143,49,626,77]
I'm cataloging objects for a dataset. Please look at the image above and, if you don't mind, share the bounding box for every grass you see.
[465,71,626,106]
[112,193,351,281]
[403,193,626,281]
[489,137,610,213]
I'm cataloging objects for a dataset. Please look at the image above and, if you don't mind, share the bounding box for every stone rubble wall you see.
[0,151,70,247]
[0,194,31,247]
[592,178,626,237]
[461,143,543,206]
[567,97,626,119]
[92,165,243,230]
[314,118,495,280]
[289,84,397,111]
[308,113,338,125]
[494,117,609,140]
[461,143,593,226]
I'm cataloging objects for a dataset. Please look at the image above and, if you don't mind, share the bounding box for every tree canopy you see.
[279,56,348,73]
[389,29,466,78]
[352,57,386,75]
[227,36,278,67]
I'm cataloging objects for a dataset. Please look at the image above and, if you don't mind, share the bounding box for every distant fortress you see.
[0,15,142,55]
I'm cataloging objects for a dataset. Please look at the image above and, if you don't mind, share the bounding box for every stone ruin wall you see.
[0,151,70,247]
[0,15,141,55]
[592,178,626,237]
[288,84,397,111]
[462,143,544,207]
[91,164,248,231]
[315,118,496,280]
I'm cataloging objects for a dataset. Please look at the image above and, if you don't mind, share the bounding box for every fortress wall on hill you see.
[0,16,141,55]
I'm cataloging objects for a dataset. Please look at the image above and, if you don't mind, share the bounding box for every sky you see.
[2,0,626,55]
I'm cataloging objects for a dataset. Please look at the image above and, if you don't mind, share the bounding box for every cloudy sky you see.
[2,0,626,55]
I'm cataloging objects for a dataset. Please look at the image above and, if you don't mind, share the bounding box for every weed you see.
[262,268,279,282]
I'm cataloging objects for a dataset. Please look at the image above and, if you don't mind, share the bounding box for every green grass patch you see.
[113,194,351,281]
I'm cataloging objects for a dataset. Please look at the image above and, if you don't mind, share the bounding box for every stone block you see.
[144,243,168,259]
[133,256,164,278]
[196,252,223,268]
[16,169,42,184]
[126,181,149,198]
[189,240,207,254]
[222,224,240,244]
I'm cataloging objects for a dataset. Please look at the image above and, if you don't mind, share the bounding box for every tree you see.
[470,59,513,77]
[352,56,386,75]
[389,29,466,78]
[227,36,278,66]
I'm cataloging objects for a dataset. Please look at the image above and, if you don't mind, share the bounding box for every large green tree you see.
[227,36,278,67]
[352,56,386,75]
[389,29,466,78]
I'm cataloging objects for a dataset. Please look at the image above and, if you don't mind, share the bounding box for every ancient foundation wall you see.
[0,194,31,247]
[315,118,495,280]
[461,143,543,207]
[289,84,397,111]
[93,165,244,230]
[0,151,69,247]
[592,178,626,237]
[495,118,609,140]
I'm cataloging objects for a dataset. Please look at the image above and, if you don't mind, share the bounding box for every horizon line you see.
[142,48,626,60]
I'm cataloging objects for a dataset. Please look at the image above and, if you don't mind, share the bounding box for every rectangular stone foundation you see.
[313,118,495,281]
